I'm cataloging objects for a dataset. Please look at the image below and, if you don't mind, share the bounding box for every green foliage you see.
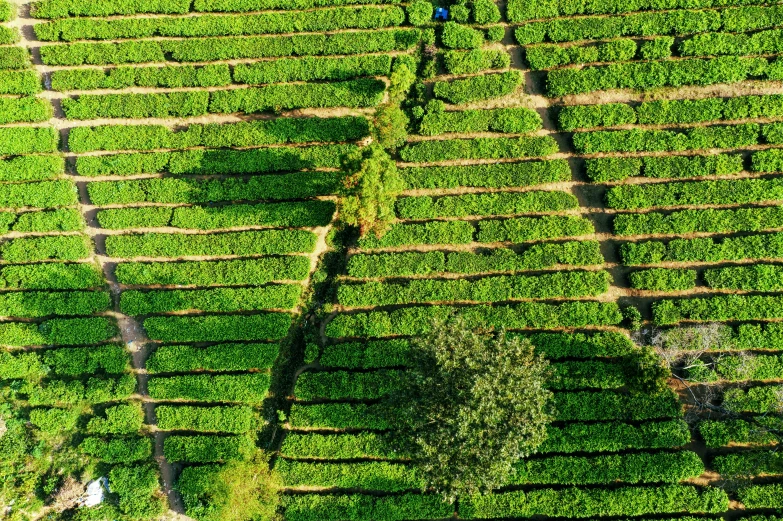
[0,70,41,95]
[156,405,255,433]
[526,39,636,70]
[0,262,102,290]
[51,64,231,91]
[699,419,780,447]
[109,464,166,519]
[0,155,64,182]
[31,0,191,18]
[143,313,292,342]
[116,256,309,286]
[120,286,301,315]
[639,36,674,59]
[558,103,637,131]
[347,241,603,278]
[2,235,91,263]
[704,263,783,291]
[407,0,433,26]
[80,436,153,463]
[547,56,768,96]
[433,70,523,104]
[36,6,404,41]
[148,373,271,403]
[629,268,697,291]
[738,484,783,509]
[420,102,541,135]
[460,485,728,518]
[63,92,209,119]
[164,435,255,463]
[105,230,316,258]
[402,160,571,189]
[339,145,405,238]
[338,270,610,306]
[614,206,783,236]
[397,190,577,218]
[277,460,421,491]
[654,294,783,324]
[176,452,281,521]
[373,105,409,149]
[0,97,52,124]
[233,54,392,84]
[325,300,622,338]
[283,493,452,521]
[442,49,510,74]
[573,123,759,153]
[714,450,783,477]
[87,403,144,434]
[441,21,484,49]
[147,343,278,373]
[400,135,558,162]
[586,154,743,182]
[0,127,58,155]
[387,317,552,500]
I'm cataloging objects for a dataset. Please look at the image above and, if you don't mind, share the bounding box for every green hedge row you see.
[0,180,77,209]
[146,342,278,374]
[0,97,52,124]
[50,64,231,91]
[510,451,704,485]
[78,144,351,176]
[0,47,30,70]
[0,127,58,155]
[87,173,340,206]
[738,484,783,509]
[621,232,783,265]
[282,493,452,521]
[148,373,271,403]
[442,49,510,75]
[562,93,783,131]
[0,155,63,182]
[607,177,783,210]
[155,404,254,433]
[325,301,623,338]
[0,71,40,95]
[704,263,783,291]
[712,450,783,476]
[120,285,301,315]
[460,485,728,518]
[28,374,136,406]
[441,21,485,49]
[433,70,523,104]
[96,200,335,230]
[401,159,571,189]
[280,419,691,459]
[233,54,392,84]
[585,154,744,182]
[0,208,84,234]
[400,135,559,163]
[115,256,310,286]
[0,1,13,21]
[526,39,637,70]
[288,390,678,430]
[716,353,783,381]
[419,103,542,136]
[143,313,291,342]
[163,434,254,463]
[295,369,401,401]
[0,290,109,318]
[0,317,116,346]
[613,206,783,236]
[573,123,759,154]
[547,56,768,96]
[724,385,783,414]
[1,236,91,263]
[105,230,316,258]
[508,0,753,22]
[653,294,783,324]
[699,418,780,447]
[39,29,420,65]
[355,216,594,250]
[347,241,604,278]
[680,28,783,57]
[87,404,144,435]
[80,436,152,463]
[63,92,209,120]
[277,460,422,491]
[35,6,404,41]
[337,270,611,307]
[1,344,128,379]
[208,79,386,113]
[629,268,697,291]
[318,331,633,369]
[397,190,578,218]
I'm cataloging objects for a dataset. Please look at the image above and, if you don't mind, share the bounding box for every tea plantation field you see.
[0,0,781,519]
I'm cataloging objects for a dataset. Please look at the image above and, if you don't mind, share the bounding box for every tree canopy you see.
[388,316,554,502]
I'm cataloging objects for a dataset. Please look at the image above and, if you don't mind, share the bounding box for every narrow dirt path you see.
[11,2,189,516]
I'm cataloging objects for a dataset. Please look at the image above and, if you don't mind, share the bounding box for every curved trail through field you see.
[10,2,190,516]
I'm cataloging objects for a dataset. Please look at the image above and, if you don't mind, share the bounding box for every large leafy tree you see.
[388,316,554,502]
[339,144,405,238]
